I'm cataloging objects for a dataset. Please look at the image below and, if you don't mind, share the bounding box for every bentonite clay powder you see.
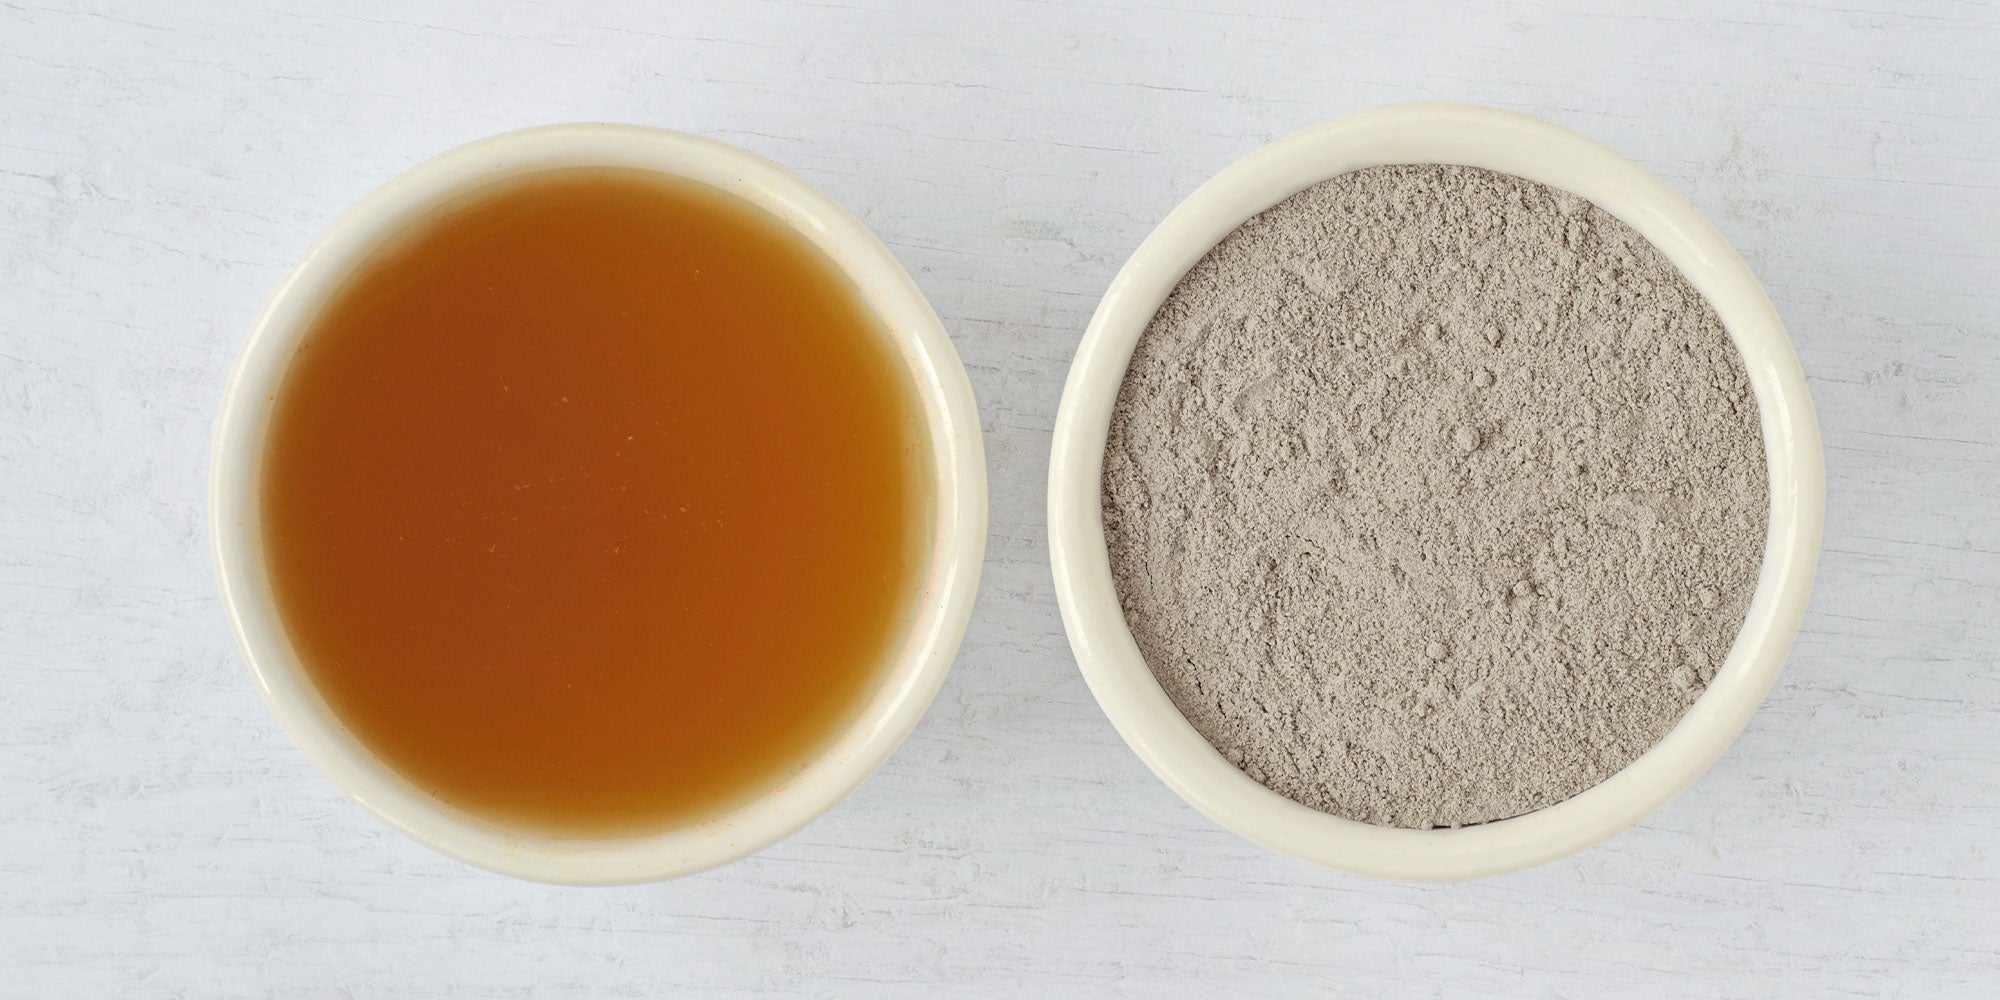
[1103,164,1768,828]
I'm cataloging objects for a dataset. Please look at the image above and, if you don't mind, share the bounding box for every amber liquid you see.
[261,168,928,835]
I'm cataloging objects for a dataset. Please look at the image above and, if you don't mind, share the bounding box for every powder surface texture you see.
[1102,164,1768,828]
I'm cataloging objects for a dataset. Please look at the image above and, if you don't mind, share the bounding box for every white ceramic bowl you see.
[212,125,987,885]
[1048,103,1825,880]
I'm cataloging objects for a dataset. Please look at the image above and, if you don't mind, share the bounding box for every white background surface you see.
[3,1,1996,996]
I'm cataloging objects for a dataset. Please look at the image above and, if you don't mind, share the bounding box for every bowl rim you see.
[1046,102,1825,880]
[210,123,988,885]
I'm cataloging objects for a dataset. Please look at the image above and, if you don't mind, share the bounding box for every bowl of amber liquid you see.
[213,125,986,884]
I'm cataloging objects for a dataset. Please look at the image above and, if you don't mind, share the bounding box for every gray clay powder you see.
[1102,164,1768,828]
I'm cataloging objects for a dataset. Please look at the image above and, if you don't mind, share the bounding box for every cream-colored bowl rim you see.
[212,124,988,885]
[1047,103,1824,880]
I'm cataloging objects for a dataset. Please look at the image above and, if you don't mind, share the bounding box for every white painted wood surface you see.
[4,1,1996,995]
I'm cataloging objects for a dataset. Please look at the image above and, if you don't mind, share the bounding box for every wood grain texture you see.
[2,0,1995,996]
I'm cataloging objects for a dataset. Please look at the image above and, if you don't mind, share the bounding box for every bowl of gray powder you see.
[1048,103,1825,879]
